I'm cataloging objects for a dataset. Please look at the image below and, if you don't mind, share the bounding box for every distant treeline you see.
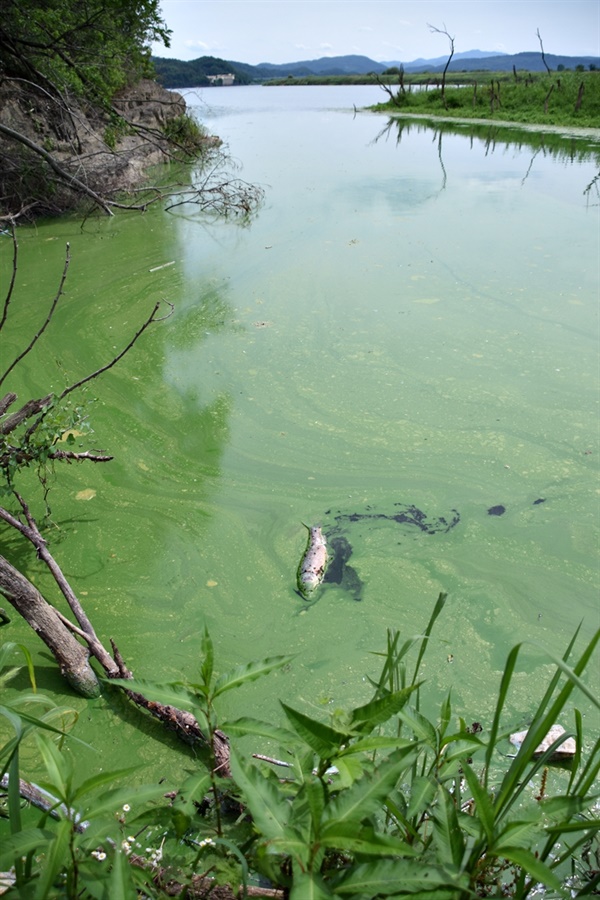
[152,52,600,89]
[151,56,254,88]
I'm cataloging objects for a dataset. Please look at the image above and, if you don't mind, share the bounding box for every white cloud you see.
[184,40,211,51]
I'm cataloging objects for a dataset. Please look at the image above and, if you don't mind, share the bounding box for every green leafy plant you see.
[1,600,598,898]
[0,643,167,897]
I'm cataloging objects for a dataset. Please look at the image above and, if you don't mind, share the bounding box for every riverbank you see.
[369,109,600,142]
[0,79,203,217]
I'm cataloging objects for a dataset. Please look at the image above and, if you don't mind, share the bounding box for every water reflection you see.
[374,115,600,193]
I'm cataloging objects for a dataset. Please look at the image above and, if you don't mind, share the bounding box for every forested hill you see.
[152,51,600,88]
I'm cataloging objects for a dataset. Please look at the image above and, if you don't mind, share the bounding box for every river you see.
[1,85,598,785]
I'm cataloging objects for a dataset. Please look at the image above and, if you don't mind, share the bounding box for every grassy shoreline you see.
[267,70,600,131]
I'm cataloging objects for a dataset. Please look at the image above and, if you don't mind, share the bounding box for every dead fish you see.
[297,525,328,598]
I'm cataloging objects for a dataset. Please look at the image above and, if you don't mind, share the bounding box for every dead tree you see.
[536,28,552,74]
[428,23,455,109]
[0,226,231,773]
[376,66,406,107]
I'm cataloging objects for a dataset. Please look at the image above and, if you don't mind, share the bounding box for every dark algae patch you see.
[327,503,461,534]
[311,503,461,603]
[301,497,549,603]
[323,534,363,601]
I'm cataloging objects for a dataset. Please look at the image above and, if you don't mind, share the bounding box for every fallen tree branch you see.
[0,553,100,697]
[0,236,71,390]
[0,498,230,771]
[56,300,174,404]
[0,395,53,434]
[0,122,114,216]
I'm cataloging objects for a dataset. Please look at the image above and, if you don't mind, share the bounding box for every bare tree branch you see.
[0,395,53,435]
[0,222,19,332]
[0,236,71,390]
[56,300,174,404]
[537,28,551,73]
[428,22,455,108]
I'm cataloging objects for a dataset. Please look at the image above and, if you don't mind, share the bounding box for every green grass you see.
[266,70,600,129]
[373,70,600,128]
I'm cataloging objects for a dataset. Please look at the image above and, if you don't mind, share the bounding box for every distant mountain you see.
[255,54,386,76]
[385,49,507,68]
[403,51,600,73]
[152,51,599,89]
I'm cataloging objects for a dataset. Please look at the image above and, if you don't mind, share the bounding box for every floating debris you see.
[297,526,328,598]
[75,489,96,501]
[509,724,576,760]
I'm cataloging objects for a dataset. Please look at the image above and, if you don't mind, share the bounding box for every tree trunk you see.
[0,554,101,697]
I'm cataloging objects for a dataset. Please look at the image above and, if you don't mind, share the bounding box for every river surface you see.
[2,85,599,785]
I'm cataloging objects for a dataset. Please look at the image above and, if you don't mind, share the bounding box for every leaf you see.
[213,654,294,698]
[411,591,448,686]
[322,750,412,828]
[290,869,335,900]
[338,736,414,757]
[35,734,70,798]
[0,828,55,864]
[175,770,213,815]
[461,762,495,843]
[0,642,37,691]
[494,627,600,820]
[332,859,462,895]
[499,846,563,892]
[34,818,71,900]
[82,783,166,820]
[397,707,438,747]
[320,823,418,858]
[229,746,293,841]
[304,775,327,833]
[6,750,23,836]
[494,819,540,850]
[76,765,143,800]
[334,755,365,789]
[545,819,600,835]
[200,627,214,691]
[484,642,522,781]
[109,845,139,900]
[406,775,437,821]
[281,703,349,758]
[433,785,465,868]
[541,638,600,710]
[349,685,420,732]
[222,716,296,744]
[107,677,200,712]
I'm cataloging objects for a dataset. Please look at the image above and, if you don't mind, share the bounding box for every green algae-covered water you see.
[1,86,598,786]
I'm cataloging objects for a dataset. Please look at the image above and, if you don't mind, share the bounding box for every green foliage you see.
[152,55,253,89]
[2,604,599,897]
[374,70,600,128]
[161,114,210,157]
[0,394,91,497]
[0,0,171,109]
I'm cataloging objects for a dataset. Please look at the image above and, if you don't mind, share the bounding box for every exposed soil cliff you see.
[0,79,190,215]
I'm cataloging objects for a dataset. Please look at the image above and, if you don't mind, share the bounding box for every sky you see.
[151,0,600,65]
